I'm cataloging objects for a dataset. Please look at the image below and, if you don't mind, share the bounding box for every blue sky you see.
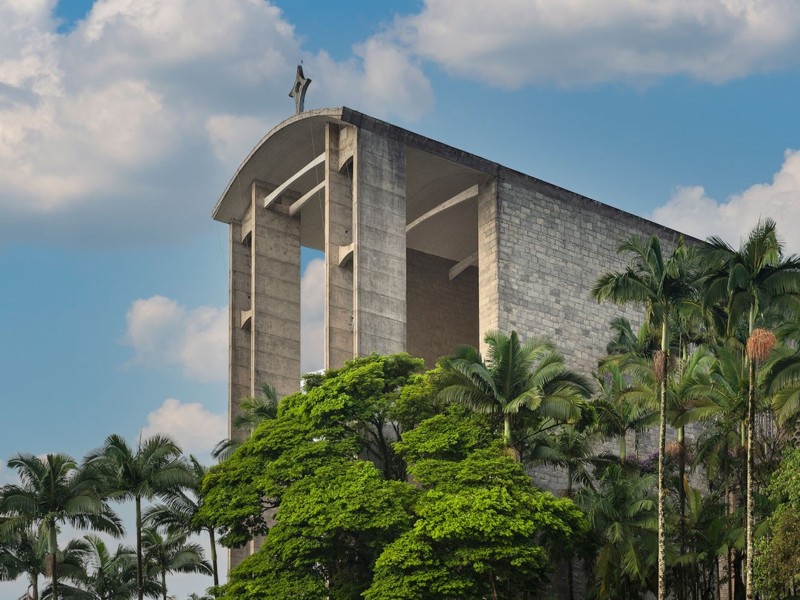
[2,0,800,596]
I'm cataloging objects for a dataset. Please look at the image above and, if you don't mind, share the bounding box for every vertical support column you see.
[324,124,355,369]
[352,129,407,355]
[228,219,252,444]
[477,178,500,357]
[228,182,302,567]
[250,181,302,399]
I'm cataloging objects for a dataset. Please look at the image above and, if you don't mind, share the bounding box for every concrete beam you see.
[289,181,325,216]
[263,153,325,208]
[338,242,354,266]
[406,184,479,234]
[448,251,478,280]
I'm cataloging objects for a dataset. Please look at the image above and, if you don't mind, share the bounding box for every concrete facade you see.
[212,107,690,572]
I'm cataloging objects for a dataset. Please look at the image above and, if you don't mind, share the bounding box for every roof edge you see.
[212,107,344,222]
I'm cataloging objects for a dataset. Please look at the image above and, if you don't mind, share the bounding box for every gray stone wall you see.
[494,174,680,376]
[406,249,479,367]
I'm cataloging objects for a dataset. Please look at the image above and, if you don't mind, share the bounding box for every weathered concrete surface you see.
[407,249,479,367]
[353,129,407,357]
[324,123,355,369]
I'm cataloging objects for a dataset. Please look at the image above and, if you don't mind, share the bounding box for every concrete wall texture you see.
[212,107,693,581]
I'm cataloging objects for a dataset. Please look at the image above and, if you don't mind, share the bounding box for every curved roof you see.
[212,106,696,256]
[213,108,345,224]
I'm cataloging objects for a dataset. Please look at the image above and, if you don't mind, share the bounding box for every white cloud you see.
[141,398,226,457]
[391,0,800,87]
[124,295,227,382]
[301,257,325,374]
[312,37,433,121]
[0,0,434,246]
[652,149,800,252]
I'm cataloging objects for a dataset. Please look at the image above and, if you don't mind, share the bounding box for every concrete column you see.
[477,178,500,357]
[324,124,355,369]
[353,129,407,355]
[228,219,252,444]
[227,182,301,568]
[250,181,302,399]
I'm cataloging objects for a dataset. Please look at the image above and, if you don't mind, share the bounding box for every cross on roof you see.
[289,64,311,114]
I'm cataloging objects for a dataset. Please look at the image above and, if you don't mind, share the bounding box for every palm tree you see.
[41,534,153,600]
[212,382,279,461]
[0,524,47,600]
[85,435,193,600]
[576,463,658,599]
[594,362,658,462]
[593,234,698,600]
[700,219,800,599]
[142,528,211,600]
[0,454,123,599]
[144,456,220,588]
[437,330,593,456]
[0,524,88,600]
[534,425,598,600]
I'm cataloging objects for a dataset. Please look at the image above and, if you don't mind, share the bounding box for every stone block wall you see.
[406,248,479,367]
[494,174,680,376]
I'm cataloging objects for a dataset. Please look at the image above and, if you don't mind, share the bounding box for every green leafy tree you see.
[754,446,800,598]
[437,330,592,457]
[593,234,698,600]
[85,435,193,600]
[220,461,414,600]
[0,454,123,599]
[199,354,425,548]
[365,443,586,600]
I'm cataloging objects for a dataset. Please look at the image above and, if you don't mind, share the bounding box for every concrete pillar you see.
[324,124,355,369]
[477,178,500,357]
[353,129,407,355]
[250,181,302,399]
[227,181,302,567]
[228,219,252,444]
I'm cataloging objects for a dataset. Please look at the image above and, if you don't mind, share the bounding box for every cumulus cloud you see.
[0,0,432,245]
[391,0,800,87]
[301,257,325,374]
[124,295,227,382]
[652,149,800,252]
[141,398,226,456]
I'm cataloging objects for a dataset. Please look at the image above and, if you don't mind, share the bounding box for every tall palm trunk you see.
[744,358,755,600]
[31,574,39,600]
[48,518,58,600]
[678,424,687,600]
[503,415,512,448]
[209,527,219,589]
[657,313,669,600]
[136,495,144,600]
[161,568,168,600]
